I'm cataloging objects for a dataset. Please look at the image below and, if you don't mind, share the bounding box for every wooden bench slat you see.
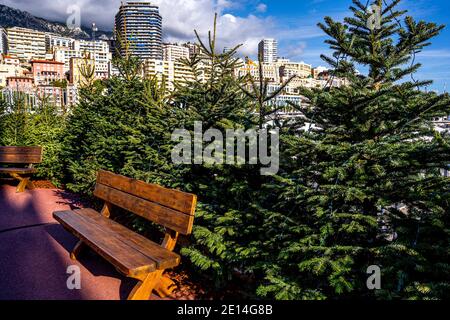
[0,167,37,174]
[0,151,42,156]
[0,154,42,164]
[54,210,158,277]
[0,146,43,164]
[75,208,180,270]
[0,146,42,154]
[96,170,197,215]
[94,183,195,235]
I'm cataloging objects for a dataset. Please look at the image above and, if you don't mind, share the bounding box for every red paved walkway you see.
[0,184,158,300]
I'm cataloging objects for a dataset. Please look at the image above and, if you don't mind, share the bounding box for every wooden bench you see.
[53,170,197,300]
[0,146,42,193]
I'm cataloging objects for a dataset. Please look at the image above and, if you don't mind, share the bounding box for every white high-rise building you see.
[6,27,47,62]
[53,39,112,79]
[115,2,163,60]
[74,40,112,78]
[163,43,190,62]
[74,40,110,55]
[183,42,201,57]
[46,34,74,52]
[258,39,278,63]
[54,47,83,73]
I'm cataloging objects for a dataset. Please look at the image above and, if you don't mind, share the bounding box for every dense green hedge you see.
[0,93,66,184]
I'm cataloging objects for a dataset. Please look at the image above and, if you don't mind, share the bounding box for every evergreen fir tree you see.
[0,92,65,183]
[61,55,177,193]
[169,16,267,291]
[257,0,450,299]
[0,92,30,146]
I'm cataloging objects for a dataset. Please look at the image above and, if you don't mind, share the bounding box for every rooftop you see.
[31,60,65,65]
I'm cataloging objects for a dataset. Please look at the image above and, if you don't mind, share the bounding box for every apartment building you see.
[289,77,325,89]
[183,42,201,57]
[31,60,65,86]
[53,40,112,78]
[143,58,201,91]
[163,43,190,62]
[74,40,112,78]
[69,57,96,85]
[0,65,19,88]
[6,76,34,91]
[312,66,329,79]
[258,39,278,63]
[0,64,16,87]
[6,27,47,62]
[279,62,312,80]
[115,2,163,60]
[1,54,19,67]
[36,85,65,106]
[0,55,25,87]
[235,58,279,83]
[74,40,110,55]
[46,34,74,52]
[54,47,83,73]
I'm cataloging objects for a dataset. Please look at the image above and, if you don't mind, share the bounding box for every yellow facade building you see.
[69,57,96,86]
[143,59,206,91]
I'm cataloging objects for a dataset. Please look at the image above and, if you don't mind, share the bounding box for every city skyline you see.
[0,0,449,91]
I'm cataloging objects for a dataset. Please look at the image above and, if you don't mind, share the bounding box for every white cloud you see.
[152,0,274,55]
[0,0,273,55]
[256,3,267,13]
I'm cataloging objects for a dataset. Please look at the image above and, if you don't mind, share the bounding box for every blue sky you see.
[2,0,449,91]
[228,0,450,92]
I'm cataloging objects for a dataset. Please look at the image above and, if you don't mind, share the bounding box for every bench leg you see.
[10,173,34,193]
[154,275,177,298]
[128,270,163,301]
[16,177,31,193]
[71,240,86,261]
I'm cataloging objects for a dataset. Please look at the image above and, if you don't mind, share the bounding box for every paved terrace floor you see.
[0,183,164,300]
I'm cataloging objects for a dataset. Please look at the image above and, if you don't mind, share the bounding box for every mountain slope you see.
[0,4,112,40]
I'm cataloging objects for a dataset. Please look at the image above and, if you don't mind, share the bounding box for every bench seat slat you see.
[74,208,181,270]
[54,210,157,277]
[53,209,180,277]
[0,167,37,174]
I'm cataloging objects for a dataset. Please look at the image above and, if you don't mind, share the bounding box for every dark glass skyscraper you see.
[114,2,163,60]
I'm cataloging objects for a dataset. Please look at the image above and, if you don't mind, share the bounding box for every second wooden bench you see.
[0,146,42,193]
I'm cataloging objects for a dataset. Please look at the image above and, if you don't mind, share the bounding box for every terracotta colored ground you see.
[0,182,198,300]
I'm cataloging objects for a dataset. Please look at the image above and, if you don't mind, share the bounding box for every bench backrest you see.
[93,170,197,235]
[0,146,43,164]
